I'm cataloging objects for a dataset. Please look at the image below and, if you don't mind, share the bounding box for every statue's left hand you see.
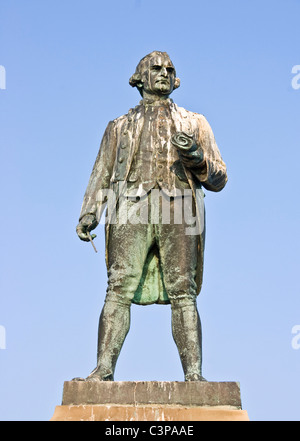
[171,132,204,167]
[76,214,98,242]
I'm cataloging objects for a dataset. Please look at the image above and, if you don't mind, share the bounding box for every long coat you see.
[79,101,227,305]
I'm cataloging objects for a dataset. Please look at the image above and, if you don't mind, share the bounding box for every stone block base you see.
[51,404,249,421]
[51,381,249,421]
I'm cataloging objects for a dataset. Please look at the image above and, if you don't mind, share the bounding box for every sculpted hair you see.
[129,51,180,95]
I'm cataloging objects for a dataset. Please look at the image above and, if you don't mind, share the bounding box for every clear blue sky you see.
[0,0,300,421]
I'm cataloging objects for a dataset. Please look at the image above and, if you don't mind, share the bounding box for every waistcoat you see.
[126,103,190,197]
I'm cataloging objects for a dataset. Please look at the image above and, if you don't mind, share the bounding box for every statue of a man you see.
[75,51,227,381]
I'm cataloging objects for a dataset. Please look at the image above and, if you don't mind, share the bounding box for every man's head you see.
[129,51,180,98]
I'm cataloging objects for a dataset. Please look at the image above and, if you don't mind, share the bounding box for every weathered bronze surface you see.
[75,51,227,382]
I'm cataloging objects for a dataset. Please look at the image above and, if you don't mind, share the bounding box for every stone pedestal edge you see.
[51,404,249,421]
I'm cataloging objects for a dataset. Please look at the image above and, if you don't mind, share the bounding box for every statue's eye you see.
[151,65,161,71]
[167,67,174,73]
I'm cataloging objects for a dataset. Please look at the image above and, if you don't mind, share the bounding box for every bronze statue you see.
[75,51,227,381]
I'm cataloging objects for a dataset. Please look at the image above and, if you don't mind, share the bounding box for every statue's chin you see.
[155,86,172,96]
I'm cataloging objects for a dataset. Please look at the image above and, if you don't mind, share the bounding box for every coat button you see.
[118,157,124,163]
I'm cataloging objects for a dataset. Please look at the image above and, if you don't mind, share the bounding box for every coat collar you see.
[139,97,174,107]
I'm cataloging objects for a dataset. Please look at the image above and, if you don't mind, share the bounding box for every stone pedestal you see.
[51,381,249,421]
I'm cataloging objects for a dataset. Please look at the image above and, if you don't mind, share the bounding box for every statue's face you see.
[140,54,176,97]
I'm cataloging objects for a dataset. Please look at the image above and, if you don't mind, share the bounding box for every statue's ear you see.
[129,73,143,89]
[174,77,180,89]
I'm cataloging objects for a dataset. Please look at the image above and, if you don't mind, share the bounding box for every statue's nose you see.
[160,67,168,77]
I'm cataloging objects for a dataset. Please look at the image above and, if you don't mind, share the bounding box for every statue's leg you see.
[170,297,206,381]
[87,200,154,381]
[157,194,205,381]
[87,298,131,381]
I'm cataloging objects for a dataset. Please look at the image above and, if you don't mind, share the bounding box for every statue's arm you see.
[195,115,227,192]
[76,120,117,241]
[173,115,227,192]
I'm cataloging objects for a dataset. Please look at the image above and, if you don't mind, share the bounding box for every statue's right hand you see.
[76,214,98,242]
